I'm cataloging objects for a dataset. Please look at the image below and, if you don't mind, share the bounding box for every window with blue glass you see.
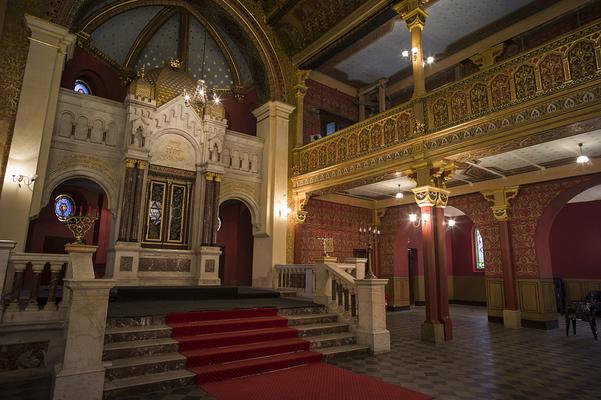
[54,194,75,222]
[74,79,92,95]
[474,227,485,270]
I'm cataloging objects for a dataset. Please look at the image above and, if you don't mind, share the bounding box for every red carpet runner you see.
[202,363,432,400]
[167,307,322,383]
[168,307,431,399]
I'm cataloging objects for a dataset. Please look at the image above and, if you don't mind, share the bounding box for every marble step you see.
[103,337,178,361]
[103,369,195,400]
[104,324,172,344]
[277,305,328,316]
[295,322,350,337]
[106,315,166,329]
[104,352,187,381]
[316,344,369,359]
[307,332,357,349]
[284,313,338,326]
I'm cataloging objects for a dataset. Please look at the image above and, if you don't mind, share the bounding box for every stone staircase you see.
[102,306,367,399]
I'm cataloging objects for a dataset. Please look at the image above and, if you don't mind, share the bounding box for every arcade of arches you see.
[1,1,601,399]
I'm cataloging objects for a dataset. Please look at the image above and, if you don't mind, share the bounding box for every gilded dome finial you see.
[169,58,182,69]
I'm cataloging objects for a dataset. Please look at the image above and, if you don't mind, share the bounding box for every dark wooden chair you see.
[565,290,601,340]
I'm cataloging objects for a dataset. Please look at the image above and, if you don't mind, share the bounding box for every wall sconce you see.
[277,194,291,219]
[12,173,36,188]
[395,184,404,199]
[409,212,430,227]
[447,218,456,228]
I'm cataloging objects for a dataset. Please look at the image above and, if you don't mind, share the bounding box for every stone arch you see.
[147,128,202,168]
[535,173,601,278]
[57,0,289,102]
[218,191,260,232]
[42,170,118,215]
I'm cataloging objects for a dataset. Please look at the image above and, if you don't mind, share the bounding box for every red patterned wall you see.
[303,79,358,143]
[294,199,371,264]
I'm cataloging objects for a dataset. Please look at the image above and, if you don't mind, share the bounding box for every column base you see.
[52,365,105,400]
[355,329,391,354]
[421,321,445,344]
[503,309,522,329]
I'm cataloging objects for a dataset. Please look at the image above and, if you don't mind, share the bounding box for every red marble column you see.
[129,161,147,242]
[434,206,453,340]
[118,159,137,241]
[202,173,215,245]
[420,205,440,326]
[210,174,222,245]
[499,220,518,310]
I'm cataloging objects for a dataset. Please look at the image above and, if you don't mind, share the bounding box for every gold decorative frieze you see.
[292,20,601,190]
[481,186,520,222]
[411,186,450,208]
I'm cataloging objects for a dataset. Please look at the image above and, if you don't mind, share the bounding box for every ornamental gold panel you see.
[293,20,601,183]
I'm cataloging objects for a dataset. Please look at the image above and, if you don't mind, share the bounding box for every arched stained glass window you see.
[474,228,485,270]
[74,79,92,95]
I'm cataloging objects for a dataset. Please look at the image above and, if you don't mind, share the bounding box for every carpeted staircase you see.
[102,305,367,399]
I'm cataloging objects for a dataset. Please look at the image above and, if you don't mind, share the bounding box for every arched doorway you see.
[26,178,113,278]
[217,199,254,286]
[444,206,487,309]
[536,177,601,311]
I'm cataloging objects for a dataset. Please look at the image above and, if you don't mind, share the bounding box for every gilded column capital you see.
[394,1,429,30]
[411,186,450,208]
[136,161,148,170]
[213,173,223,182]
[124,158,137,168]
[205,172,215,181]
[294,69,311,99]
[481,186,520,221]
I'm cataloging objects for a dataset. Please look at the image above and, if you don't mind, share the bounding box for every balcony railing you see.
[294,19,601,178]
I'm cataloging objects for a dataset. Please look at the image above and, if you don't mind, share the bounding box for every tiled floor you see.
[330,305,601,400]
[3,305,600,399]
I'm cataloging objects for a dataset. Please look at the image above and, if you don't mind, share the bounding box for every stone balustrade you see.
[275,264,315,297]
[0,247,69,323]
[276,257,390,353]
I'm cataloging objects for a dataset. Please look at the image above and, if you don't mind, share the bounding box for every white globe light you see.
[577,155,590,164]
[395,192,404,199]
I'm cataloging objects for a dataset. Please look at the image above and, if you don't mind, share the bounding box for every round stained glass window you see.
[54,194,75,222]
[74,79,92,95]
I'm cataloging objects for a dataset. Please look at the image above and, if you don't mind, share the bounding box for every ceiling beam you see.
[386,0,592,96]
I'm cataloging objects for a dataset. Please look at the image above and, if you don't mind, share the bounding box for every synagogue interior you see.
[1,1,601,399]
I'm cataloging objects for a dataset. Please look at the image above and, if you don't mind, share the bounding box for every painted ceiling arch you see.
[51,0,290,102]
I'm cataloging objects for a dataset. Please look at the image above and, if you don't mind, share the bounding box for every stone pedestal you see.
[197,246,221,285]
[52,244,114,400]
[312,257,338,306]
[106,241,141,280]
[503,309,522,329]
[355,279,390,354]
[343,257,367,279]
[0,240,16,297]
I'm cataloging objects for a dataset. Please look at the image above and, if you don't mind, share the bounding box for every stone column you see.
[412,183,452,343]
[395,2,428,99]
[53,244,114,400]
[358,94,366,121]
[355,279,391,354]
[0,15,76,251]
[434,206,452,340]
[294,70,310,148]
[118,158,137,241]
[201,172,215,245]
[252,101,295,288]
[129,160,147,242]
[482,187,521,329]
[210,173,222,245]
[0,240,16,298]
[378,79,388,113]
